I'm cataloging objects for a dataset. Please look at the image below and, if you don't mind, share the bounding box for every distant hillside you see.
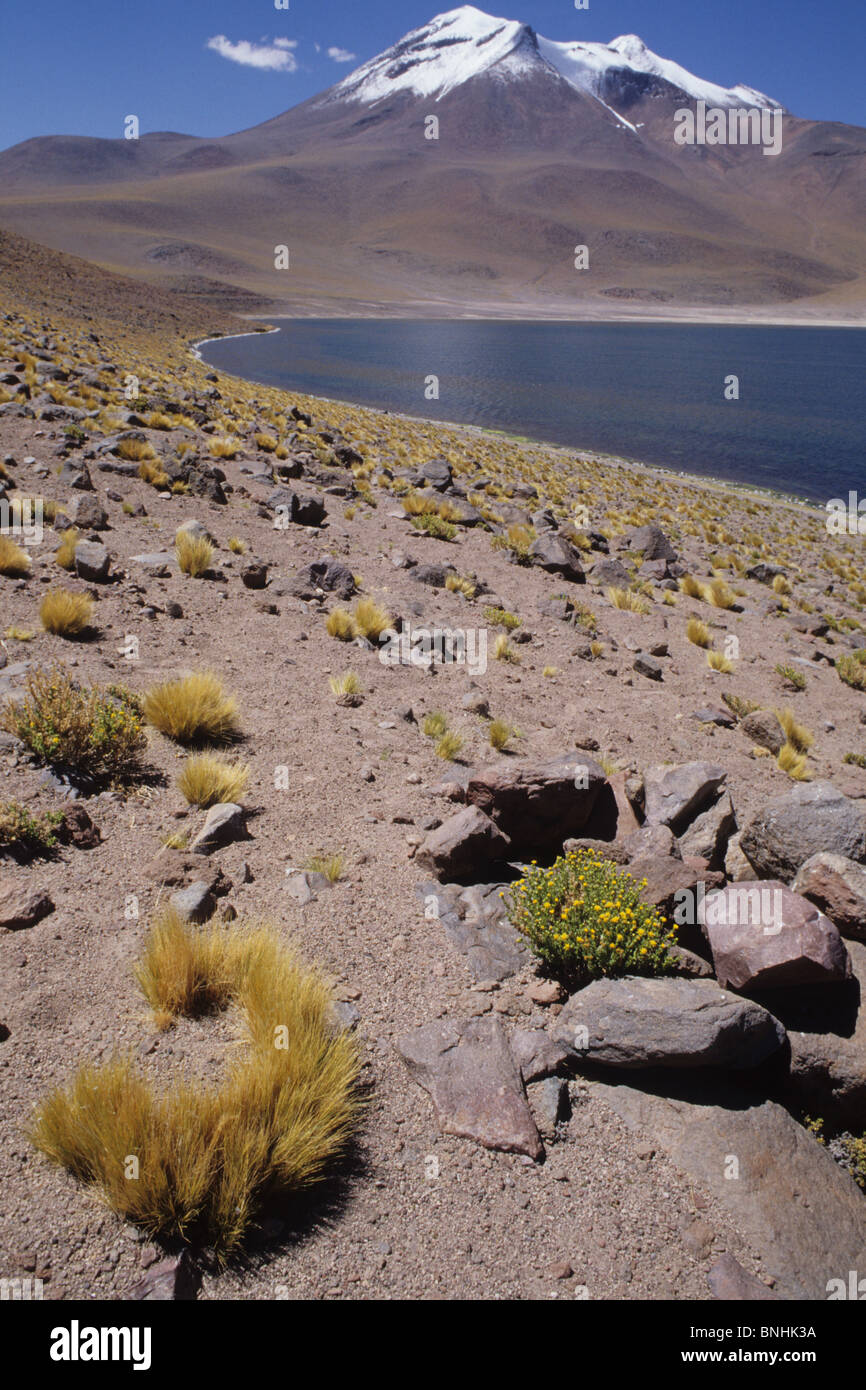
[0,6,864,321]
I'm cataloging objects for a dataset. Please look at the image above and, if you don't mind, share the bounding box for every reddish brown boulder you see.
[792,852,866,941]
[699,881,851,990]
[415,805,510,879]
[466,753,606,849]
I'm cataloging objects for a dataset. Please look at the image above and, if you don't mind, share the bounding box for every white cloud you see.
[328,46,357,64]
[207,35,299,72]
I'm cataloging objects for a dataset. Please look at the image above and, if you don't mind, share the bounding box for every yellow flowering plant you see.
[504,848,677,987]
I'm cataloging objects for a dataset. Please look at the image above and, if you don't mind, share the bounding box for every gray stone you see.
[67,494,108,530]
[395,1015,543,1158]
[633,652,662,681]
[621,523,677,562]
[241,561,269,589]
[285,870,330,904]
[190,802,247,854]
[746,562,785,584]
[74,539,110,583]
[552,977,784,1069]
[416,883,527,981]
[784,939,866,1127]
[169,881,216,923]
[741,711,786,755]
[510,1027,570,1083]
[644,762,727,831]
[740,782,866,880]
[699,881,851,990]
[126,1252,196,1301]
[677,791,736,870]
[175,518,214,544]
[594,1082,866,1301]
[527,1076,568,1137]
[292,559,355,599]
[528,533,585,583]
[589,556,632,588]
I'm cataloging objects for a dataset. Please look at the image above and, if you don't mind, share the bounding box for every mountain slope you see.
[0,6,863,321]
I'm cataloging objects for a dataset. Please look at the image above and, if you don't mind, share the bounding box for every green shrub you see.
[504,848,676,987]
[4,664,146,780]
[483,606,521,631]
[0,802,64,853]
[410,513,457,541]
[837,651,866,691]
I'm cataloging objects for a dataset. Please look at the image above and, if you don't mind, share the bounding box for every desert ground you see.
[0,229,864,1302]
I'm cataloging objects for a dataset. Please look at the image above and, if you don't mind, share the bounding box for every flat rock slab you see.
[643,762,727,830]
[416,882,527,981]
[699,881,851,990]
[552,977,784,1069]
[593,1081,866,1301]
[395,1015,543,1159]
[707,1253,778,1301]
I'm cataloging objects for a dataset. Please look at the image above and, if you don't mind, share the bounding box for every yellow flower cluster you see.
[503,848,675,986]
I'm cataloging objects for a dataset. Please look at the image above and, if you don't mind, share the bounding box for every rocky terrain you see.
[0,230,865,1302]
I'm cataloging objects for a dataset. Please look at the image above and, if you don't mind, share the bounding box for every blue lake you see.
[198,320,866,504]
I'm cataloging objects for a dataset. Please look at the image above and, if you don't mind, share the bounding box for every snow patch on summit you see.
[324,5,781,113]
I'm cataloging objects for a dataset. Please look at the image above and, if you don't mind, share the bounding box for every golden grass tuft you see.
[776,707,813,753]
[177,753,250,808]
[435,730,464,761]
[40,589,93,638]
[607,587,650,614]
[422,710,449,738]
[30,912,359,1258]
[352,598,391,642]
[704,578,737,610]
[488,719,517,751]
[138,459,170,488]
[706,650,733,673]
[117,438,156,462]
[493,633,519,662]
[227,537,247,555]
[777,743,812,780]
[678,575,703,599]
[445,574,477,598]
[210,439,241,460]
[305,853,345,882]
[175,532,214,578]
[328,671,361,698]
[254,433,278,452]
[54,528,80,570]
[772,574,792,595]
[326,608,355,641]
[0,535,31,577]
[144,671,239,744]
[687,617,712,648]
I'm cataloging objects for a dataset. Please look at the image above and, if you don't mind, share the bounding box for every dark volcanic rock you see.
[740,782,866,880]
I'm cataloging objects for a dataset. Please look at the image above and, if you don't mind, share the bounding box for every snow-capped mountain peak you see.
[324,7,780,113]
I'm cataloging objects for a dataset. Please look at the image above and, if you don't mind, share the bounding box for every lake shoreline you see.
[192,324,832,519]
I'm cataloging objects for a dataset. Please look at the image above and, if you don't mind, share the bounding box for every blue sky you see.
[0,0,862,150]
